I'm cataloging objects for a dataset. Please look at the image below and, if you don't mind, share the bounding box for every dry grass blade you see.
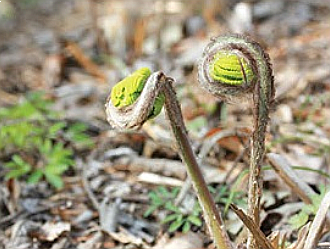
[288,224,310,249]
[230,204,275,249]
[267,231,281,249]
[304,190,330,249]
[267,153,315,204]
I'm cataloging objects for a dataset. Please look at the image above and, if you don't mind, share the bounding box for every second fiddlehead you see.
[198,34,275,249]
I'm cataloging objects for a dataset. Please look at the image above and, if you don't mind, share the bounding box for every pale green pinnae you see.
[110,67,164,118]
[209,52,254,85]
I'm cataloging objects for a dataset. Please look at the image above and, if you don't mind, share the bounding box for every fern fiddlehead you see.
[198,34,275,249]
[105,69,233,249]
[105,68,166,130]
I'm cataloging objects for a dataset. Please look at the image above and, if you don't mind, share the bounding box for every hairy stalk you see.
[163,78,232,249]
[198,34,274,249]
[105,71,232,249]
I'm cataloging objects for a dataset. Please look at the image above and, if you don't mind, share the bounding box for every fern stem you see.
[198,34,274,249]
[163,78,232,249]
[106,72,232,249]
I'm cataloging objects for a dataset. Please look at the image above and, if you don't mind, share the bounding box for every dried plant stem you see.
[231,204,275,249]
[163,79,232,249]
[304,190,330,249]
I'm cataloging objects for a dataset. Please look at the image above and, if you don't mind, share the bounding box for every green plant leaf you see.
[157,186,171,197]
[162,214,179,224]
[168,215,184,233]
[69,122,88,132]
[65,122,93,147]
[165,202,180,213]
[208,185,217,194]
[148,93,165,119]
[182,221,191,233]
[186,116,208,133]
[110,68,164,119]
[5,169,27,180]
[144,205,160,217]
[111,67,151,108]
[4,155,32,179]
[209,52,254,85]
[289,211,309,230]
[149,192,163,204]
[40,139,52,155]
[192,203,202,216]
[27,170,43,184]
[49,122,66,136]
[171,187,180,197]
[0,91,77,188]
[12,154,25,166]
[45,163,70,176]
[44,171,64,189]
[187,215,202,226]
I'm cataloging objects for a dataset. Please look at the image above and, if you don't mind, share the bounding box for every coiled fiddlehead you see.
[105,69,233,249]
[105,69,165,130]
[198,34,275,249]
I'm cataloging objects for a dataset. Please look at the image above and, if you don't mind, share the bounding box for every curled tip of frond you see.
[105,70,166,130]
[198,34,274,103]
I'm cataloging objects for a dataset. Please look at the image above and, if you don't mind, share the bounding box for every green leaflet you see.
[148,93,165,119]
[209,52,254,85]
[110,67,164,118]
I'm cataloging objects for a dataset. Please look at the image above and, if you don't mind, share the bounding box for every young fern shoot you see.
[198,34,275,249]
[105,69,232,249]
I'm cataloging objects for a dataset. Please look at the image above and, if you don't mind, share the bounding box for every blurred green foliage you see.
[144,184,245,233]
[289,184,329,229]
[0,92,93,189]
[144,186,203,233]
